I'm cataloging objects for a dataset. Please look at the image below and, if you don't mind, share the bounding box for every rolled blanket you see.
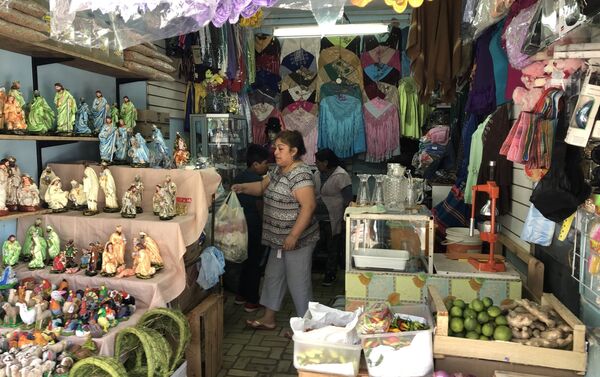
[0,7,48,34]
[124,61,175,81]
[8,0,47,19]
[0,18,47,43]
[124,50,176,73]
[126,44,174,64]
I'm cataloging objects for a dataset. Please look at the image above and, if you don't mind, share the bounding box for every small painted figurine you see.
[120,185,137,219]
[27,90,55,134]
[4,95,27,133]
[64,239,80,273]
[152,184,161,215]
[159,175,177,220]
[22,218,43,262]
[133,174,144,213]
[109,225,127,267]
[2,235,21,266]
[99,163,119,212]
[50,251,66,274]
[46,225,61,264]
[68,179,87,210]
[101,242,119,277]
[17,175,41,212]
[45,176,68,212]
[0,87,5,131]
[139,232,163,269]
[150,125,172,168]
[5,157,21,212]
[133,238,155,279]
[128,132,150,167]
[98,117,117,163]
[80,248,91,269]
[173,132,190,168]
[85,242,102,276]
[39,165,57,204]
[110,102,120,125]
[120,96,137,131]
[75,97,92,135]
[82,164,99,216]
[8,80,25,108]
[54,83,77,134]
[114,120,129,162]
[91,90,109,133]
[0,162,8,216]
[28,234,46,269]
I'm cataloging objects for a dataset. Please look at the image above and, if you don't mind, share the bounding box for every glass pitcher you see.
[356,174,371,206]
[383,164,407,212]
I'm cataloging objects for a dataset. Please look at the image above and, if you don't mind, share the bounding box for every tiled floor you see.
[218,272,345,377]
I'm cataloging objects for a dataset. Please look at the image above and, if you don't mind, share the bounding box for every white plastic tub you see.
[293,336,362,376]
[353,248,410,271]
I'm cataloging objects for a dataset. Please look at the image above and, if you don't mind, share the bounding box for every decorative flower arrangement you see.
[239,8,264,27]
[203,71,227,92]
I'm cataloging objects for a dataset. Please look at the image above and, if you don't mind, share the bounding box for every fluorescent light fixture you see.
[273,23,388,38]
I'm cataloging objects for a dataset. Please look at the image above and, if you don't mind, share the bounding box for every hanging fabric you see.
[363,97,400,162]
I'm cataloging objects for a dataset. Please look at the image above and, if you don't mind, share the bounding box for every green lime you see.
[481,323,494,337]
[493,325,512,341]
[479,335,490,340]
[471,299,484,312]
[495,315,508,326]
[477,311,490,324]
[450,317,464,333]
[450,306,463,318]
[463,308,477,319]
[487,306,502,318]
[466,331,479,339]
[482,297,493,308]
[468,302,474,310]
[453,299,466,309]
[464,317,478,332]
[475,323,482,334]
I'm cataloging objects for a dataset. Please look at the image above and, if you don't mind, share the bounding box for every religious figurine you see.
[101,242,118,277]
[4,95,27,133]
[46,225,61,265]
[110,102,120,125]
[114,120,129,163]
[39,165,57,204]
[150,124,172,168]
[0,87,6,131]
[27,90,55,134]
[158,176,177,220]
[5,157,21,212]
[91,90,109,133]
[98,117,117,163]
[120,96,137,131]
[54,83,77,134]
[165,175,177,216]
[109,225,126,267]
[80,248,91,269]
[75,97,92,135]
[85,242,102,276]
[82,164,99,216]
[152,185,161,215]
[45,176,68,212]
[133,175,144,213]
[8,81,25,108]
[2,235,21,266]
[128,133,150,167]
[133,238,155,279]
[64,239,79,272]
[120,185,137,219]
[28,234,46,270]
[17,175,40,212]
[22,218,43,262]
[99,163,119,212]
[173,132,190,168]
[0,162,8,216]
[68,180,87,210]
[139,232,163,270]
[50,251,66,274]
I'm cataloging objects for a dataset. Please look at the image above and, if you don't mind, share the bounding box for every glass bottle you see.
[371,174,385,206]
[356,174,372,206]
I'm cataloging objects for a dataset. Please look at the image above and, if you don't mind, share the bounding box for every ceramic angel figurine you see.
[50,251,66,274]
[54,83,77,134]
[68,180,87,210]
[46,225,61,264]
[129,133,150,167]
[109,225,126,267]
[82,164,99,216]
[5,157,21,212]
[101,242,119,277]
[0,162,8,216]
[75,97,92,135]
[39,166,57,203]
[151,125,172,168]
[139,232,163,269]
[120,96,137,130]
[120,185,137,219]
[173,132,190,168]
[99,117,117,163]
[133,175,144,213]
[22,218,43,262]
[2,235,21,266]
[152,185,161,215]
[45,176,68,212]
[133,238,155,279]
[27,90,55,134]
[91,90,109,133]
[99,163,119,212]
[17,175,40,212]
[114,120,129,163]
[28,234,46,270]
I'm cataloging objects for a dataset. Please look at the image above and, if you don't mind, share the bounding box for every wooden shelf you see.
[0,209,52,221]
[0,134,98,141]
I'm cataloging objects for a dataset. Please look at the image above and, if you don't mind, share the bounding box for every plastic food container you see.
[293,336,362,376]
[353,249,410,270]
[360,305,433,377]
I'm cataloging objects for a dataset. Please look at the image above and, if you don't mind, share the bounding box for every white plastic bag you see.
[290,302,363,345]
[521,204,556,246]
[214,192,248,263]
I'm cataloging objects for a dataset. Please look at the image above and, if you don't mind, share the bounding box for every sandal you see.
[246,319,276,330]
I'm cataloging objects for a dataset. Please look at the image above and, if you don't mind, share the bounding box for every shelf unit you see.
[0,134,98,142]
[0,209,52,221]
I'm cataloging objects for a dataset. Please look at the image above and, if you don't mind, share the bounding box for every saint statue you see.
[28,233,46,270]
[75,97,92,135]
[46,225,61,263]
[150,125,172,168]
[8,81,25,108]
[91,90,109,133]
[120,96,137,131]
[45,176,68,212]
[0,163,8,216]
[54,83,77,134]
[68,180,87,210]
[17,175,40,212]
[139,232,163,269]
[99,163,119,212]
[109,225,126,267]
[158,185,175,221]
[2,235,21,266]
[110,102,120,125]
[100,242,119,277]
[120,185,137,219]
[99,117,117,163]
[4,95,27,133]
[114,120,129,162]
[133,175,144,213]
[173,132,190,168]
[0,87,6,131]
[22,218,43,262]
[128,132,150,167]
[82,164,99,216]
[27,90,55,134]
[4,157,21,212]
[133,238,155,279]
[39,165,57,203]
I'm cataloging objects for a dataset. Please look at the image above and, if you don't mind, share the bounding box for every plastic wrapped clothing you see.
[197,246,226,290]
[521,204,555,246]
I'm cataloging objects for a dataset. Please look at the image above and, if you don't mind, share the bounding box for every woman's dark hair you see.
[246,143,269,167]
[276,130,306,159]
[315,148,345,169]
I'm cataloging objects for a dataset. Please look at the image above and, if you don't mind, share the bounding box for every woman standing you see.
[232,130,318,329]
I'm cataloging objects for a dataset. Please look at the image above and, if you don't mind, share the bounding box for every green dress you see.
[46,228,61,259]
[2,240,21,266]
[28,235,46,269]
[28,96,55,133]
[54,89,77,133]
[120,101,137,130]
[111,105,120,125]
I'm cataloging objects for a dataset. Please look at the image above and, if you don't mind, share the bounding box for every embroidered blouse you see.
[363,97,400,162]
[281,71,318,93]
[320,36,361,57]
[281,86,316,110]
[318,92,366,158]
[282,101,319,164]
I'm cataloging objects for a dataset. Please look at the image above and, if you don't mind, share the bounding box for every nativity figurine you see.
[50,251,66,274]
[17,175,40,212]
[27,90,55,134]
[101,242,119,277]
[82,164,99,216]
[173,132,190,168]
[45,176,68,213]
[114,120,129,163]
[128,132,150,167]
[98,117,117,163]
[120,185,137,219]
[28,233,46,270]
[150,124,172,168]
[120,96,137,130]
[39,165,57,204]
[4,95,26,133]
[22,218,44,262]
[84,242,102,276]
[4,157,21,212]
[139,232,163,270]
[54,83,77,134]
[46,225,61,265]
[0,87,5,131]
[2,235,21,266]
[133,174,144,213]
[91,90,109,134]
[99,163,119,212]
[152,184,161,215]
[8,80,25,108]
[75,97,92,135]
[133,238,155,279]
[80,248,91,269]
[64,239,80,273]
[0,162,8,216]
[68,179,87,210]
[109,225,127,267]
[110,102,120,124]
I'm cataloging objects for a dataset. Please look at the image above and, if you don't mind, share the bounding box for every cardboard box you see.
[137,109,159,122]
[134,121,170,139]
[435,356,582,377]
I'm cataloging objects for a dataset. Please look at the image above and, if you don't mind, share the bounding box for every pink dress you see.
[363,97,400,162]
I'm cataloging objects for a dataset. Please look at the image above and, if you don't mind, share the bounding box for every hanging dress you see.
[363,97,400,162]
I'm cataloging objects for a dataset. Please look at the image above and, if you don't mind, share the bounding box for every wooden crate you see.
[186,294,224,377]
[429,286,587,373]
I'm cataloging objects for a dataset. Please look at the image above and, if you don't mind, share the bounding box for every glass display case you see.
[345,207,434,274]
[189,113,248,189]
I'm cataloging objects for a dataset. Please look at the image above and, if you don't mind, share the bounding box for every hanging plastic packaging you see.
[502,3,538,70]
[197,246,226,289]
[472,0,512,40]
[309,0,345,28]
[521,204,555,246]
[521,0,560,55]
[214,191,248,263]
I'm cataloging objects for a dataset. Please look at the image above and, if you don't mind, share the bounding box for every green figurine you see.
[46,225,60,264]
[2,235,21,266]
[54,83,77,134]
[28,234,46,269]
[110,102,120,125]
[22,218,44,262]
[120,96,137,131]
[27,90,55,134]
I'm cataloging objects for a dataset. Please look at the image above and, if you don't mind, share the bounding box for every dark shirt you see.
[233,169,263,233]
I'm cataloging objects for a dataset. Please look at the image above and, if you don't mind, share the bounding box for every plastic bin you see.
[360,304,433,377]
[293,335,362,376]
[353,248,410,270]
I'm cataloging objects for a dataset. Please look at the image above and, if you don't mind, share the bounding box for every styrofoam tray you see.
[353,249,410,271]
